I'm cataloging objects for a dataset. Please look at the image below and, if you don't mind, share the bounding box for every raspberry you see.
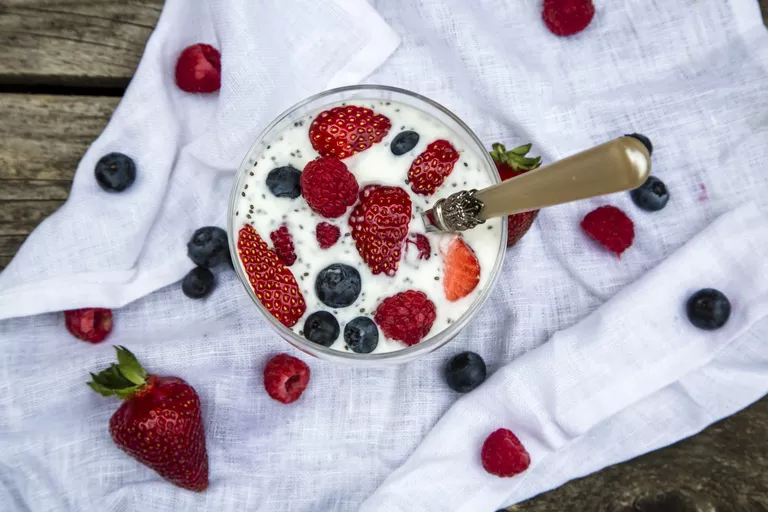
[580,205,635,257]
[481,428,531,478]
[263,354,310,404]
[315,222,341,249]
[64,308,113,343]
[175,43,221,93]
[270,225,297,266]
[301,157,359,218]
[542,0,595,37]
[374,290,436,346]
[405,233,431,260]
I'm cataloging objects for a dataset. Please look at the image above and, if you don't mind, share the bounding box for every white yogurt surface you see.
[234,100,502,353]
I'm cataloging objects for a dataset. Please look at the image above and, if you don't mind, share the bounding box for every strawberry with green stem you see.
[88,346,209,492]
[490,143,542,248]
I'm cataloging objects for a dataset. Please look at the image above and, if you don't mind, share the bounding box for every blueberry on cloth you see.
[182,267,215,298]
[187,226,229,268]
[94,153,137,192]
[445,351,487,393]
[630,176,669,212]
[686,288,731,330]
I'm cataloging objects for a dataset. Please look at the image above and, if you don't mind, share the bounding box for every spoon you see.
[422,135,652,233]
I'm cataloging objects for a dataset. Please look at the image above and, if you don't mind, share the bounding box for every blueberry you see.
[187,226,229,267]
[182,267,215,299]
[303,311,340,347]
[266,165,302,199]
[445,351,487,393]
[625,133,653,156]
[390,131,420,156]
[94,153,136,192]
[687,288,731,330]
[315,263,361,308]
[344,317,379,353]
[631,176,669,212]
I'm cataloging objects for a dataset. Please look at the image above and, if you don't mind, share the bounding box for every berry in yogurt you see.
[234,99,503,353]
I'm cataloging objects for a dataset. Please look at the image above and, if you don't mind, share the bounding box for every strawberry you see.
[542,0,595,37]
[442,237,480,302]
[309,105,391,159]
[65,308,113,343]
[374,290,437,346]
[301,157,359,219]
[315,222,341,249]
[408,139,460,195]
[88,346,208,491]
[580,205,635,257]
[348,185,412,276]
[263,353,311,404]
[237,224,306,327]
[270,225,297,266]
[490,143,542,248]
[481,428,531,478]
[175,43,221,93]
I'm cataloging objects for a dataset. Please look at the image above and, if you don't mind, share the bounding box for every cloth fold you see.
[361,203,768,511]
[1,0,768,511]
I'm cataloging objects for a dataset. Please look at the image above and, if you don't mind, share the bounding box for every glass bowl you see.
[227,85,507,365]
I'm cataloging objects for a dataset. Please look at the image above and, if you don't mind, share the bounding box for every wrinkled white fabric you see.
[1,0,767,511]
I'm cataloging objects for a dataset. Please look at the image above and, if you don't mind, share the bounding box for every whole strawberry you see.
[542,0,595,37]
[309,105,391,159]
[408,139,460,195]
[349,185,412,276]
[301,157,359,219]
[88,346,209,491]
[238,224,306,327]
[490,143,542,248]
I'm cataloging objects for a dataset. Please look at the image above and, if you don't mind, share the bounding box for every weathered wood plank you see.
[0,93,119,180]
[0,199,63,223]
[0,0,162,86]
[0,180,71,200]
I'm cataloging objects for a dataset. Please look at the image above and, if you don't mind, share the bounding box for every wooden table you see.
[0,1,766,510]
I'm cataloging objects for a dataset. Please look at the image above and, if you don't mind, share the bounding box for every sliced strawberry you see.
[348,185,412,276]
[309,105,391,159]
[237,225,306,327]
[408,139,460,195]
[442,237,480,302]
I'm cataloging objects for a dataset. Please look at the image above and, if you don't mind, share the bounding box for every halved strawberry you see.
[442,237,480,302]
[237,225,306,327]
[408,139,460,195]
[348,185,412,276]
[309,105,391,159]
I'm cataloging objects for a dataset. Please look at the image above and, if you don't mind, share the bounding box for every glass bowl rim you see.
[227,84,507,364]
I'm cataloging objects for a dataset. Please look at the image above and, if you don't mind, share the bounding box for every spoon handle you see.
[474,136,651,219]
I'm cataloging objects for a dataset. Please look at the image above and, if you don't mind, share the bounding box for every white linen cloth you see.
[1,0,767,511]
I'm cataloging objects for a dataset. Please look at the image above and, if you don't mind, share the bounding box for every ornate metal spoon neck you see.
[422,189,485,233]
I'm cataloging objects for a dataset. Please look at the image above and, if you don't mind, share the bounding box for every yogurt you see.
[234,99,502,353]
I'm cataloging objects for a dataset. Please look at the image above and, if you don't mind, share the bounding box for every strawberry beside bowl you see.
[227,85,507,365]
